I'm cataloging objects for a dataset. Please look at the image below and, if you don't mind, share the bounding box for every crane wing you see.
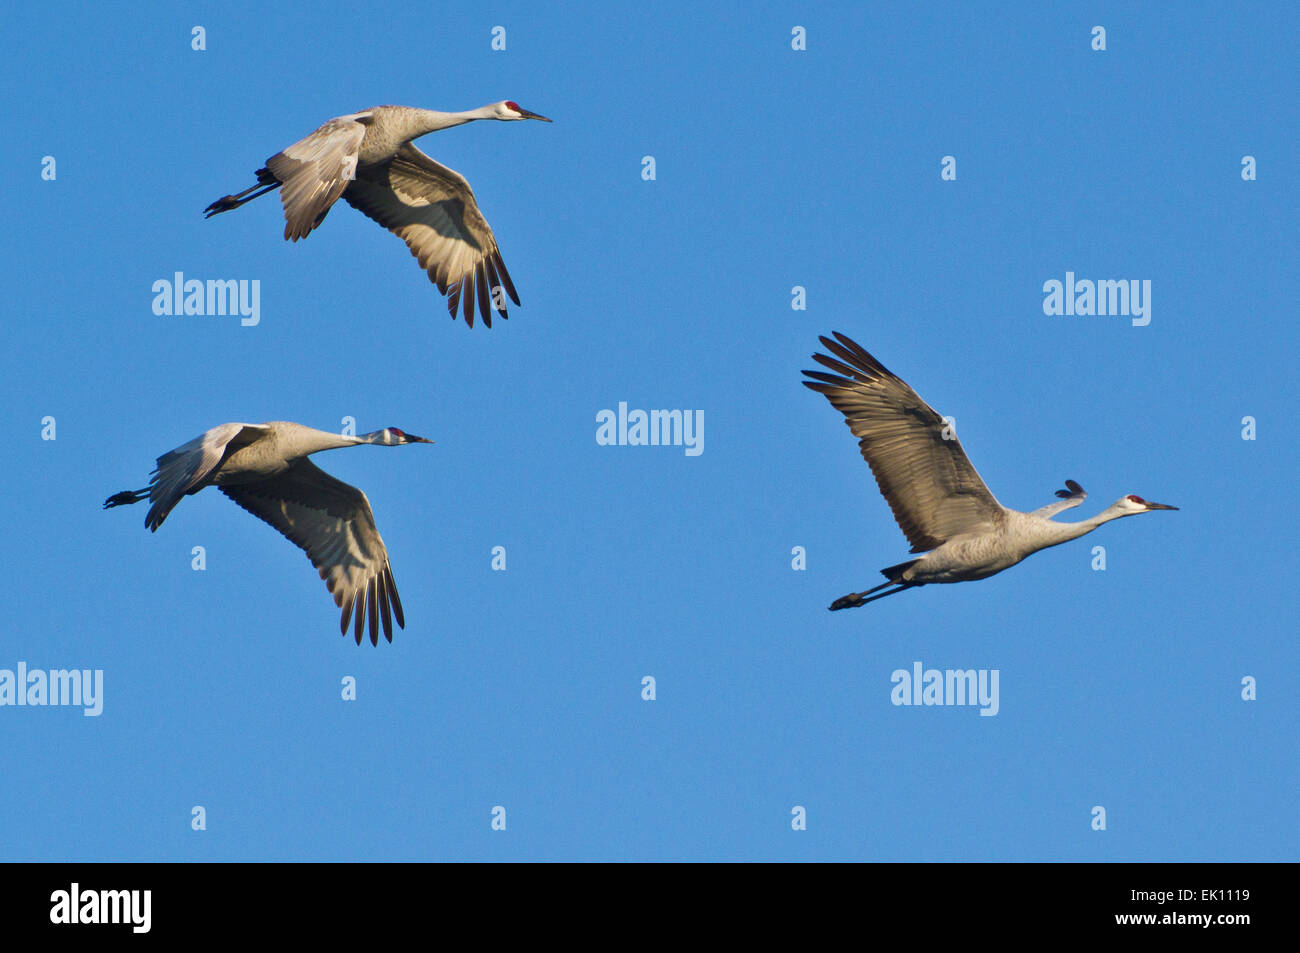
[802,332,1005,553]
[266,112,371,241]
[343,141,519,329]
[220,459,406,646]
[144,423,270,532]
[1029,480,1087,520]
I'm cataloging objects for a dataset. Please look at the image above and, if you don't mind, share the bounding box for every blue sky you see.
[1,1,1295,860]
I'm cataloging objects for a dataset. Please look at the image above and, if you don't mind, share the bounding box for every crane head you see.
[499,101,552,122]
[383,428,434,446]
[1120,494,1178,512]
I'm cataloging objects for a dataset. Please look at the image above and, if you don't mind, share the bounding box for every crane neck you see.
[399,105,496,137]
[1035,501,1136,546]
[297,429,403,454]
[282,426,365,456]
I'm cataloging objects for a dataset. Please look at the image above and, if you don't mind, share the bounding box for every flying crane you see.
[105,421,432,644]
[802,333,1177,610]
[205,102,552,328]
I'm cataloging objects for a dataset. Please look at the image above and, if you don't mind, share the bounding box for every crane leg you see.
[204,182,280,218]
[829,583,918,611]
[103,487,149,509]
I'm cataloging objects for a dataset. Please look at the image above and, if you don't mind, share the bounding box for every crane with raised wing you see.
[802,333,1177,610]
[205,102,552,328]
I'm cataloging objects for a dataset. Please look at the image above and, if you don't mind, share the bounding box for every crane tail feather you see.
[366,578,379,646]
[386,565,405,630]
[378,577,394,643]
[810,352,867,382]
[879,558,920,583]
[475,262,491,329]
[446,283,461,322]
[462,274,476,327]
[825,332,891,377]
[339,595,354,638]
[801,371,845,389]
[492,252,520,305]
[484,257,509,320]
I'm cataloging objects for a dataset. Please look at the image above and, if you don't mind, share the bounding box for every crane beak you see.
[1144,501,1178,510]
[406,434,434,444]
[517,107,552,122]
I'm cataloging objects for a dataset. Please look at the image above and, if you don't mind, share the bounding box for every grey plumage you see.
[204,102,550,328]
[104,421,431,644]
[803,333,1177,610]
